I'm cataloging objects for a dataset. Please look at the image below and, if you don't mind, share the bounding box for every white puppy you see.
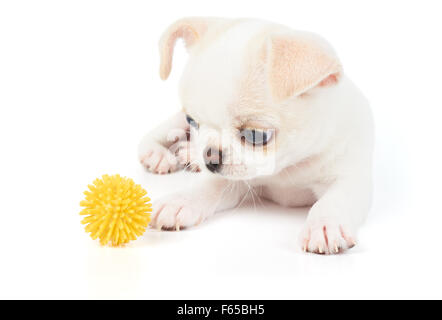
[139,17,373,254]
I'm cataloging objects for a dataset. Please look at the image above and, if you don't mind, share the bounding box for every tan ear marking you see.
[158,18,211,80]
[268,34,342,101]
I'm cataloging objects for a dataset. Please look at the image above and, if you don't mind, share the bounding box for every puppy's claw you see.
[349,239,356,248]
[176,223,180,231]
[334,244,339,253]
[195,216,203,226]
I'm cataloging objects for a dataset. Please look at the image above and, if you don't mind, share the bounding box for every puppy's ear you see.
[267,33,342,101]
[159,17,224,80]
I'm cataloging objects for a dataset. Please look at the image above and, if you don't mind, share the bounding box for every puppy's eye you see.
[186,115,199,129]
[240,129,273,146]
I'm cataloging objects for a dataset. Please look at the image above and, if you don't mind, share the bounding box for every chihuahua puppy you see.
[139,17,373,254]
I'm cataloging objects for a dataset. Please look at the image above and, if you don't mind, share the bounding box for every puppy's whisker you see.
[283,168,296,185]
[245,181,257,212]
[234,182,251,212]
[251,184,264,208]
[219,181,233,201]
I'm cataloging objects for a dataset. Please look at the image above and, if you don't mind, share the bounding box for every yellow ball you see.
[80,174,152,246]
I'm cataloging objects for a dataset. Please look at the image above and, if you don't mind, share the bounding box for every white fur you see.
[139,18,373,254]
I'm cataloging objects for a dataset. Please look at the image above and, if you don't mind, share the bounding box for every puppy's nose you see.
[203,146,223,173]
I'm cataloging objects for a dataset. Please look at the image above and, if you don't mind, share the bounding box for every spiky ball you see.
[80,174,152,246]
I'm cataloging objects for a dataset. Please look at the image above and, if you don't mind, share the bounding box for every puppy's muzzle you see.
[203,146,223,173]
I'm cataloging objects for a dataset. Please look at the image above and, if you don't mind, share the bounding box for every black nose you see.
[204,147,223,173]
[206,161,220,173]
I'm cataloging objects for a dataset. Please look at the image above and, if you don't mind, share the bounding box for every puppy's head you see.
[159,17,342,180]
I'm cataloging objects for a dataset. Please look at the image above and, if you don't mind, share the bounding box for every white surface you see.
[0,0,441,299]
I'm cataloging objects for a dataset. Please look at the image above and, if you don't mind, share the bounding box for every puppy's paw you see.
[175,141,200,172]
[299,219,356,255]
[150,196,209,230]
[140,143,180,174]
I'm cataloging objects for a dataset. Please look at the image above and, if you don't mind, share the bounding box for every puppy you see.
[139,17,373,254]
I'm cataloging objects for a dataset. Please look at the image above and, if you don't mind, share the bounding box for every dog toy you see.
[79,174,152,246]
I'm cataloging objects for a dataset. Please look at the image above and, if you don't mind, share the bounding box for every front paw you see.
[299,219,356,255]
[140,143,180,174]
[175,141,200,172]
[150,195,209,231]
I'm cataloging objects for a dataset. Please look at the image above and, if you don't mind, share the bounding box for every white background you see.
[0,0,441,299]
